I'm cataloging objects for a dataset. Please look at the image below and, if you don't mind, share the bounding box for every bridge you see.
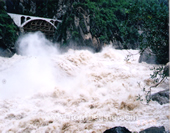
[8,13,62,39]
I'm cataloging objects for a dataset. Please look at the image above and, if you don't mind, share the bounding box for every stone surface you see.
[151,89,169,105]
[139,126,165,133]
[163,62,170,76]
[3,0,106,51]
[139,48,156,64]
[103,126,131,133]
[0,48,14,57]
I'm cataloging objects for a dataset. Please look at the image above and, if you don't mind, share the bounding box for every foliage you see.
[54,1,86,47]
[5,0,60,18]
[3,0,169,63]
[0,0,19,53]
[128,0,168,104]
[127,0,168,64]
[55,0,130,49]
[136,65,168,104]
[55,0,168,63]
[34,0,59,18]
[54,11,79,46]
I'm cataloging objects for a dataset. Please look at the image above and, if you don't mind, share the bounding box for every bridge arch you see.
[21,19,57,39]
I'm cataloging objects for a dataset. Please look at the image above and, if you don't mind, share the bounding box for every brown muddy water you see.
[0,32,169,132]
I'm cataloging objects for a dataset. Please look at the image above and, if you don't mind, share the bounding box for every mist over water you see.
[0,32,169,132]
[0,32,59,99]
[16,32,59,56]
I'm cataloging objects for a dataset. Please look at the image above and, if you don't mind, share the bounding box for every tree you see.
[127,0,168,64]
[0,0,19,56]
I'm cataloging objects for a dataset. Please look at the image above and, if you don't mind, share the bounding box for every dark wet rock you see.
[5,0,24,14]
[163,62,169,76]
[103,126,131,133]
[139,126,165,133]
[139,48,157,64]
[0,48,14,57]
[151,89,169,105]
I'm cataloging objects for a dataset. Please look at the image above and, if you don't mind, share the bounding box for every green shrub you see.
[127,0,168,64]
[0,0,19,53]
[55,0,168,64]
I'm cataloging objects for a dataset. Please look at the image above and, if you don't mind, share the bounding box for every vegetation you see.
[55,0,133,49]
[0,0,19,54]
[32,0,59,18]
[54,0,168,64]
[1,0,169,64]
[6,0,60,18]
[136,65,169,104]
[1,0,168,103]
[128,0,168,64]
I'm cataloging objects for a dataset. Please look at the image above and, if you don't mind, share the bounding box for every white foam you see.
[0,32,169,132]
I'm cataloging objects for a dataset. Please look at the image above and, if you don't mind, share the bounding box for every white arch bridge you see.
[8,13,62,39]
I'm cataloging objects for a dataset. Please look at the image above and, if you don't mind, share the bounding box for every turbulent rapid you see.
[0,32,169,132]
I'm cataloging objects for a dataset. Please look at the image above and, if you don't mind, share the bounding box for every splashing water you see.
[0,32,169,132]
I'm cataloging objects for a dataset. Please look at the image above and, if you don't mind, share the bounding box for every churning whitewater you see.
[0,32,169,132]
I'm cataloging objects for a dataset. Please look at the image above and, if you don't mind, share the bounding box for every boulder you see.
[139,126,165,133]
[151,89,169,105]
[103,126,131,133]
[139,48,157,64]
[0,48,14,57]
[163,62,169,76]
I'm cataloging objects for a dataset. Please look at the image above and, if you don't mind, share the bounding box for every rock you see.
[5,0,66,19]
[0,48,14,57]
[151,89,169,105]
[139,48,157,64]
[163,62,169,76]
[79,14,89,34]
[5,0,24,13]
[139,126,165,133]
[103,126,131,133]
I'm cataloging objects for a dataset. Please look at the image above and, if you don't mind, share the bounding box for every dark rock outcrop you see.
[103,126,168,133]
[139,126,165,133]
[5,0,69,19]
[5,0,24,14]
[54,3,103,52]
[0,48,15,57]
[103,126,131,133]
[3,0,168,55]
[139,48,157,64]
[163,62,169,76]
[4,0,100,50]
[151,89,169,105]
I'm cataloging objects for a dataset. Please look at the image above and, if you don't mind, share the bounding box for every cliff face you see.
[55,2,102,51]
[3,0,168,64]
[53,1,124,52]
[5,0,67,19]
[4,0,116,51]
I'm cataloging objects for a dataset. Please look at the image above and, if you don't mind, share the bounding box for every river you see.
[0,32,169,132]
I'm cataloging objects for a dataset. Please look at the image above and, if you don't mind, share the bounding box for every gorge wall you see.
[3,0,127,52]
[0,0,168,65]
